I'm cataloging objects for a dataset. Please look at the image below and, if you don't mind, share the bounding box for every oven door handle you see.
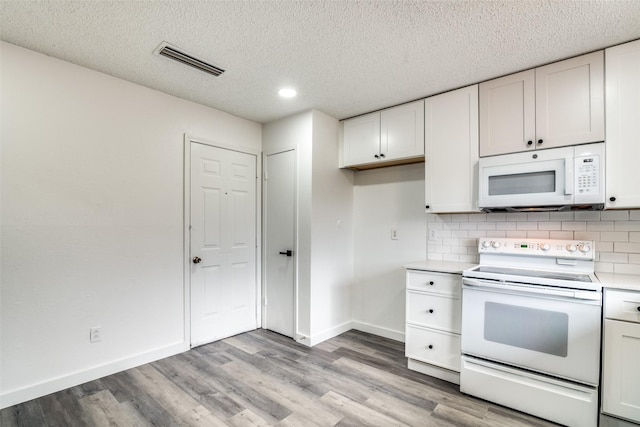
[462,277,602,302]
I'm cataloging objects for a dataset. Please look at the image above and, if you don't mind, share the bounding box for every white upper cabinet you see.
[536,51,604,150]
[380,100,425,162]
[605,39,640,209]
[479,70,535,157]
[425,85,479,213]
[340,111,381,167]
[480,51,604,157]
[341,100,424,169]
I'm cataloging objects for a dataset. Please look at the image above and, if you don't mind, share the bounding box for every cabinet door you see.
[602,319,640,422]
[341,112,381,167]
[605,40,640,209]
[535,51,604,150]
[425,85,479,213]
[479,69,535,157]
[380,100,424,161]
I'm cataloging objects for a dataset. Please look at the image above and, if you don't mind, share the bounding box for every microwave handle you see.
[564,157,574,196]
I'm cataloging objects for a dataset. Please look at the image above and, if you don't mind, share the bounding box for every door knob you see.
[192,256,202,264]
[279,250,293,257]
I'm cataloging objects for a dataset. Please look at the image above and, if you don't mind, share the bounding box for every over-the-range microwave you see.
[478,142,605,212]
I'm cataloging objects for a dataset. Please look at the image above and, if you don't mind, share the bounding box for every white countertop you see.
[596,272,640,292]
[404,260,477,274]
[404,261,640,291]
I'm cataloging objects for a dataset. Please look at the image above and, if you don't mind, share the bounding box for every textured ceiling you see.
[2,1,640,124]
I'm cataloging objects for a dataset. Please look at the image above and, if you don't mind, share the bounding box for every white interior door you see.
[264,150,296,338]
[190,142,257,347]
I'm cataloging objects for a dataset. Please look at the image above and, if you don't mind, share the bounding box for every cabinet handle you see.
[637,306,640,312]
[374,154,380,159]
[428,345,433,349]
[527,140,533,146]
[537,139,543,145]
[429,281,434,286]
[610,196,616,202]
[379,153,385,158]
[425,205,430,209]
[428,309,434,314]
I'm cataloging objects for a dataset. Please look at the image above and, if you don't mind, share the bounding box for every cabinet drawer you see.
[407,291,461,333]
[405,325,460,372]
[605,290,640,323]
[406,270,461,295]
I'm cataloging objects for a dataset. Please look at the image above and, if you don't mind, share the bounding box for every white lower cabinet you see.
[405,269,461,384]
[602,289,640,423]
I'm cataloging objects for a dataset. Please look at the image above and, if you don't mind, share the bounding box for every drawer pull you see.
[428,281,434,286]
[428,309,434,314]
[428,345,433,349]
[637,306,640,312]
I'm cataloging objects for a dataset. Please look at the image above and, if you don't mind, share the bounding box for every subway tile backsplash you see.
[427,210,640,275]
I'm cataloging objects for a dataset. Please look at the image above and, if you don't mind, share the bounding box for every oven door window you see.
[484,302,568,357]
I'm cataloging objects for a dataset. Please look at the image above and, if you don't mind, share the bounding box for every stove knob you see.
[492,241,501,249]
[566,244,577,253]
[481,240,491,249]
[541,243,551,251]
[579,244,591,253]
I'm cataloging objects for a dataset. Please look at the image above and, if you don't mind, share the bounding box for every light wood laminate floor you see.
[1,329,559,426]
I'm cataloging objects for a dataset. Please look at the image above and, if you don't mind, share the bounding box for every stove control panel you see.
[478,238,594,259]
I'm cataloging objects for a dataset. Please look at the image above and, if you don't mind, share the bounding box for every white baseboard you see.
[301,321,354,347]
[351,321,405,343]
[0,341,187,409]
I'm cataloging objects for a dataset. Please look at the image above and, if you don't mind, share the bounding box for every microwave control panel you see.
[576,155,599,195]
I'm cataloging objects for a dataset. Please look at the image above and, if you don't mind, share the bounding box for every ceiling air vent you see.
[154,42,225,77]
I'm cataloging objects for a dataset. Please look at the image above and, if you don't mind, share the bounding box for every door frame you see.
[183,134,262,348]
[262,147,299,340]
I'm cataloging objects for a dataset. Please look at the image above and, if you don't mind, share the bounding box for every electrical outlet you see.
[429,229,438,241]
[90,327,102,343]
[391,228,398,240]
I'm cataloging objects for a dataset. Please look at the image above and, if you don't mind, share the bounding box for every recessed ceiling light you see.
[278,88,297,98]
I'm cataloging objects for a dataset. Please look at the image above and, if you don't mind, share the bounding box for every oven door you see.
[478,146,574,209]
[461,278,601,385]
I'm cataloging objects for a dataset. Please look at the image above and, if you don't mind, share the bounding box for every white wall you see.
[0,42,261,407]
[352,163,426,341]
[309,110,354,343]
